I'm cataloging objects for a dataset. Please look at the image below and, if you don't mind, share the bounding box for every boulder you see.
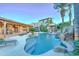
[54,46,67,53]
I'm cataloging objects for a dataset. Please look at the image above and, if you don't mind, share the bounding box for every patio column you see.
[0,20,4,39]
[74,4,79,40]
[27,27,29,32]
[3,21,7,38]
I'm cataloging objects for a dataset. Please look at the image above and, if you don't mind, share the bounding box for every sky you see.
[0,3,74,24]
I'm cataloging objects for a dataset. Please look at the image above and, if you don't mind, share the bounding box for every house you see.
[39,17,52,27]
[0,17,32,39]
[32,22,40,32]
[39,17,57,32]
[47,24,57,32]
[31,17,55,32]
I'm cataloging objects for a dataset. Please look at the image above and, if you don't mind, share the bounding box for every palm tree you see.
[48,19,53,25]
[60,6,65,25]
[54,3,68,31]
[68,4,72,25]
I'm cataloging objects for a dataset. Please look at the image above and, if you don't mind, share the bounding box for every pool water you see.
[24,33,61,55]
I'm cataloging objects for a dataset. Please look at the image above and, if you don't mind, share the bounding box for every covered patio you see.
[0,17,32,39]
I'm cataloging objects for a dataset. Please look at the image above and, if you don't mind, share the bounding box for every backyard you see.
[0,3,79,56]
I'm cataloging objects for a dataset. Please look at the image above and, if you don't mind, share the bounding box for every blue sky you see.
[0,3,74,24]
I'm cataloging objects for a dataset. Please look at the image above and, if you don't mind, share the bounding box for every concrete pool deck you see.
[0,33,74,56]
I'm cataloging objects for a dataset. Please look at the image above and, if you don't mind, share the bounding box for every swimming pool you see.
[24,33,61,55]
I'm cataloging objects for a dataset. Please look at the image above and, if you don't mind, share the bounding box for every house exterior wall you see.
[74,4,79,40]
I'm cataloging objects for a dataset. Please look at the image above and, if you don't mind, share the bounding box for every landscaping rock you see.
[54,46,67,53]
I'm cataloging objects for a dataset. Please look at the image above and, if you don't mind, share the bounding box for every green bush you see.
[29,28,35,31]
[40,24,48,32]
[29,28,35,34]
[73,40,79,55]
[40,28,48,32]
[0,38,4,41]
[57,21,70,30]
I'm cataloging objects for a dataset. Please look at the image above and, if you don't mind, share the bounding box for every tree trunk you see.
[60,7,65,32]
[61,16,64,32]
[69,4,72,25]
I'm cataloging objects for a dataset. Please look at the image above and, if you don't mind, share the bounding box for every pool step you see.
[26,38,36,45]
[25,45,36,54]
[25,39,35,47]
[24,39,37,54]
[24,40,36,51]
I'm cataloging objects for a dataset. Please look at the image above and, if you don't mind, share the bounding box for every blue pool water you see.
[24,33,61,55]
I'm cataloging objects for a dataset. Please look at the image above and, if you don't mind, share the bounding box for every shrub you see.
[0,38,4,41]
[41,29,48,32]
[29,28,35,34]
[29,28,35,32]
[73,40,79,55]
